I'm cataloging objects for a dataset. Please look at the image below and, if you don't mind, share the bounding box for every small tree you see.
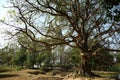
[39,50,52,67]
[91,51,114,71]
[12,47,27,67]
[0,46,15,66]
[67,48,80,67]
[25,52,35,68]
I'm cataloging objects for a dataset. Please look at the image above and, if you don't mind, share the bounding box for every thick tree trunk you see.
[80,54,90,76]
[79,53,100,77]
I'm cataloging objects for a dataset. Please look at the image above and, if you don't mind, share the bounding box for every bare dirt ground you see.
[0,69,65,80]
[0,68,116,80]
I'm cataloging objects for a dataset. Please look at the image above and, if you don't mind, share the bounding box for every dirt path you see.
[0,69,39,80]
[0,69,116,80]
[0,69,64,80]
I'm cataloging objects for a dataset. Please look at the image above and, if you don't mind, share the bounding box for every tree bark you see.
[79,53,100,77]
[80,54,90,76]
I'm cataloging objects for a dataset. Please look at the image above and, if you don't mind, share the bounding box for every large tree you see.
[2,0,120,76]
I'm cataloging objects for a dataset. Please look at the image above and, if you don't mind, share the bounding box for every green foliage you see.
[116,53,120,63]
[109,63,120,72]
[36,50,52,67]
[12,48,27,67]
[111,53,120,72]
[0,47,14,65]
[91,51,114,71]
[66,48,80,66]
[15,66,23,71]
[25,52,35,68]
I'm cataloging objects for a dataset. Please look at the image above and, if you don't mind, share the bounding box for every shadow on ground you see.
[0,74,19,78]
[37,77,63,80]
[0,69,13,73]
[28,71,46,75]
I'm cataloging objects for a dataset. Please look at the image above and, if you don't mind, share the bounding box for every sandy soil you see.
[0,69,64,80]
[0,69,39,80]
[0,69,116,80]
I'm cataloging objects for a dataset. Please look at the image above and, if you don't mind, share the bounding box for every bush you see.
[16,66,23,71]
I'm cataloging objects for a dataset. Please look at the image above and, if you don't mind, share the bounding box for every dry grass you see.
[64,77,115,80]
[0,69,39,80]
[0,68,63,80]
[0,67,117,80]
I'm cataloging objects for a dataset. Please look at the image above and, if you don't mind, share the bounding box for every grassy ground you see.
[0,66,119,80]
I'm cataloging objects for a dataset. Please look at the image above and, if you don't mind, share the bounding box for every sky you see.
[0,0,9,48]
[0,0,7,18]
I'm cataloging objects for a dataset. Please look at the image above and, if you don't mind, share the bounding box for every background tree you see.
[0,47,11,65]
[12,47,27,68]
[2,0,120,76]
[67,48,80,67]
[116,53,120,63]
[25,51,35,68]
[0,45,16,66]
[91,51,114,71]
[36,49,53,71]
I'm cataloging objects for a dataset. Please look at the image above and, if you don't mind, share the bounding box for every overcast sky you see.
[0,0,9,48]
